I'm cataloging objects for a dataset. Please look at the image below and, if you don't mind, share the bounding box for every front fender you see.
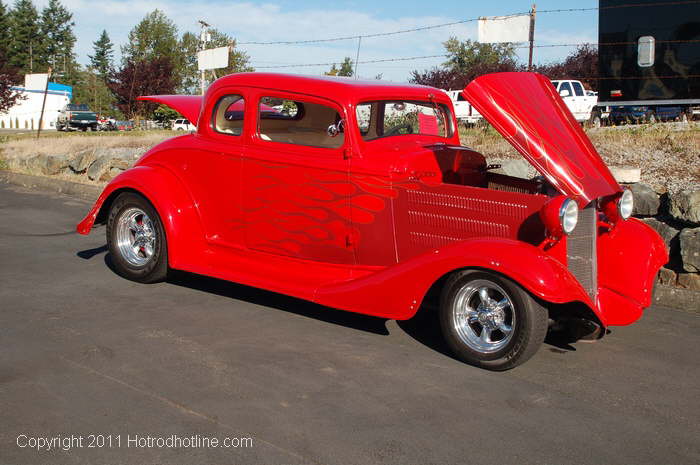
[314,239,592,320]
[76,165,205,270]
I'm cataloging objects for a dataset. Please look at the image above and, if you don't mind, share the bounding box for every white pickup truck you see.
[551,80,599,125]
[446,90,483,127]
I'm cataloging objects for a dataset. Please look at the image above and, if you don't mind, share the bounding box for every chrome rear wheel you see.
[115,207,157,267]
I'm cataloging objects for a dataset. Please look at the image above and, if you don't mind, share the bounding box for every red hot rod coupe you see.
[77,72,667,370]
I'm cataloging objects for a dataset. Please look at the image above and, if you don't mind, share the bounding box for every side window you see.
[356,103,372,134]
[638,36,655,67]
[559,82,573,97]
[212,94,245,136]
[572,82,584,97]
[259,96,344,149]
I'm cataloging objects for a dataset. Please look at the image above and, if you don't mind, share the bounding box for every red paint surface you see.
[78,72,667,329]
[463,73,620,206]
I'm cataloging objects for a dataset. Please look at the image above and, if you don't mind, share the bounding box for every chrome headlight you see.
[618,188,633,220]
[559,198,579,235]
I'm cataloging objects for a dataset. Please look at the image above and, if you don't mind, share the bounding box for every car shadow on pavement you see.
[76,244,108,259]
[77,245,579,359]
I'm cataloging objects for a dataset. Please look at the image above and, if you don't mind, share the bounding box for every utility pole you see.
[198,20,211,95]
[528,3,536,71]
[37,68,52,139]
[354,36,362,79]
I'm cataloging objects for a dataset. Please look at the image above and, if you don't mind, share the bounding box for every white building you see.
[0,74,72,130]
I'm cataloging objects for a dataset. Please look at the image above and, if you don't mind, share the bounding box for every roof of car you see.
[208,72,447,103]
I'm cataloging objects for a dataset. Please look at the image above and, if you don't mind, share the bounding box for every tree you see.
[8,0,41,73]
[179,28,252,94]
[324,64,339,76]
[88,30,113,79]
[442,37,517,74]
[153,104,179,128]
[0,0,10,58]
[535,44,599,91]
[71,66,120,117]
[39,0,78,83]
[108,57,177,118]
[338,57,353,77]
[0,50,23,113]
[122,10,182,86]
[410,37,520,90]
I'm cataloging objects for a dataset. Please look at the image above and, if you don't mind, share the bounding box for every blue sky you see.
[38,0,599,81]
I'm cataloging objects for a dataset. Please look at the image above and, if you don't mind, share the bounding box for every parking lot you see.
[1,181,699,465]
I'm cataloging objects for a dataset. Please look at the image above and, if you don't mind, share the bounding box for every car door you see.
[242,90,355,269]
[174,89,248,249]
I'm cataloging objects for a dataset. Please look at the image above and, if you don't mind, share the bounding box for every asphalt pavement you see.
[1,181,699,465]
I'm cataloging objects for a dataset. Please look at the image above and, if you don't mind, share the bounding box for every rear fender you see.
[76,165,205,270]
[314,239,592,321]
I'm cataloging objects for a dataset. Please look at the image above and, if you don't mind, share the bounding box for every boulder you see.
[23,153,69,175]
[69,149,97,173]
[86,156,111,181]
[630,183,660,216]
[669,190,700,224]
[678,273,700,291]
[680,227,700,272]
[610,166,641,184]
[641,218,679,250]
[43,154,71,175]
[657,267,676,286]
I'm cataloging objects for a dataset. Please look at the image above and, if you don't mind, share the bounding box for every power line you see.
[251,39,700,69]
[237,1,700,47]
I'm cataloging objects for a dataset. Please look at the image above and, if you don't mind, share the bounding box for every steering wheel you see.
[384,124,413,137]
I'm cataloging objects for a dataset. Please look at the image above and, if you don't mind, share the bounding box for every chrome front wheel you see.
[440,270,548,371]
[452,280,516,354]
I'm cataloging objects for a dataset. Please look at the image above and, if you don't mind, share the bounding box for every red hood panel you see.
[463,73,620,205]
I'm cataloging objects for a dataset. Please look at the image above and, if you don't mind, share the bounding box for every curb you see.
[1,170,698,314]
[0,170,102,202]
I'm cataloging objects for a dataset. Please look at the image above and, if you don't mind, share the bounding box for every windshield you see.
[356,100,453,141]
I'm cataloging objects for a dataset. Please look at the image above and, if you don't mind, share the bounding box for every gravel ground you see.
[460,122,700,194]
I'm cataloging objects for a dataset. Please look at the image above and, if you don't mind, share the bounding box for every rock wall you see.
[2,149,698,291]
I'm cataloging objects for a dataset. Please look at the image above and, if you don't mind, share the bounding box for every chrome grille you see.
[567,204,597,299]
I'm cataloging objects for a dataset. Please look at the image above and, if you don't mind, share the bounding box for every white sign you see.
[24,73,49,90]
[197,46,230,71]
[478,14,531,43]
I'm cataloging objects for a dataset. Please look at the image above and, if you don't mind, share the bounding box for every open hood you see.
[137,95,202,126]
[463,72,619,205]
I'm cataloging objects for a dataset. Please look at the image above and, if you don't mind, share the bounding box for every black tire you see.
[439,270,548,371]
[106,192,168,283]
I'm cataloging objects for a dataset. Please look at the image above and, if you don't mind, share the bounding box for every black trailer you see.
[598,0,700,123]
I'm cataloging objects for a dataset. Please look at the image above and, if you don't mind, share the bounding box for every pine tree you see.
[8,0,41,73]
[0,1,10,58]
[338,57,354,77]
[89,30,113,78]
[38,0,77,79]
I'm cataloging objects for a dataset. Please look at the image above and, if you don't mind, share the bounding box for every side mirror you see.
[327,119,345,137]
[560,89,571,98]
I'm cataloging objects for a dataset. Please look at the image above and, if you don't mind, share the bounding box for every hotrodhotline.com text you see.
[16,434,253,452]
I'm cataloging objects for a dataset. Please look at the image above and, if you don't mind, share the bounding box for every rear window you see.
[212,95,245,136]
